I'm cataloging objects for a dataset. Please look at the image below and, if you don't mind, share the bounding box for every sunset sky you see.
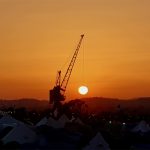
[0,0,150,100]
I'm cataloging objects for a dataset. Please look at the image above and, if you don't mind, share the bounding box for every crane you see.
[49,34,84,111]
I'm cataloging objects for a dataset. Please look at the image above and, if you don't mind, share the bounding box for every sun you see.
[78,86,88,95]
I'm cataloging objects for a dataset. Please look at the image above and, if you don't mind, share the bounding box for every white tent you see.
[2,124,37,144]
[47,117,58,128]
[132,120,150,133]
[0,116,23,127]
[58,114,70,124]
[74,117,85,125]
[82,132,110,150]
[36,117,48,127]
[47,114,70,129]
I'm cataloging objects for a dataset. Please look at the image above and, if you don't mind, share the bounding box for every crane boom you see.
[61,34,84,92]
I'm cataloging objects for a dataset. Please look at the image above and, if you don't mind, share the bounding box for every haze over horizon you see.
[0,0,150,100]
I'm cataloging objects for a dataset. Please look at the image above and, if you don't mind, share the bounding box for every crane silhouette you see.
[49,34,84,115]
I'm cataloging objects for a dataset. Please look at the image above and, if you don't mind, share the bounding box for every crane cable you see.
[59,35,85,88]
[82,37,85,84]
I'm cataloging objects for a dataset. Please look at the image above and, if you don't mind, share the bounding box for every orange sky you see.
[0,0,150,100]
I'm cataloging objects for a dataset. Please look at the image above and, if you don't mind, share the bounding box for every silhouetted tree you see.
[63,99,89,119]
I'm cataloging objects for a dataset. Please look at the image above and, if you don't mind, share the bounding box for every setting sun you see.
[78,86,88,95]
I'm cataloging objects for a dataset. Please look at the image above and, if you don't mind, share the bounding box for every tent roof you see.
[2,124,36,144]
[132,120,150,133]
[0,116,23,127]
[89,132,109,147]
[47,114,70,129]
[36,117,48,127]
[75,117,84,125]
[83,132,110,150]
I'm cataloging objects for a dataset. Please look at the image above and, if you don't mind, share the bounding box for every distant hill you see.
[80,97,150,114]
[0,99,50,111]
[0,97,150,113]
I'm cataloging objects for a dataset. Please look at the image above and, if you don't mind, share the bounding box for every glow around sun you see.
[78,86,88,95]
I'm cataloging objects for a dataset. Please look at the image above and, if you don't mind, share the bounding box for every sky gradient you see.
[0,0,150,100]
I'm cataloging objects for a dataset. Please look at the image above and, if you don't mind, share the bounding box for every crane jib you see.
[61,34,84,92]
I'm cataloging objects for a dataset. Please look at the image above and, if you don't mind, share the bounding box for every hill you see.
[81,97,150,114]
[0,97,150,114]
[0,99,50,111]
